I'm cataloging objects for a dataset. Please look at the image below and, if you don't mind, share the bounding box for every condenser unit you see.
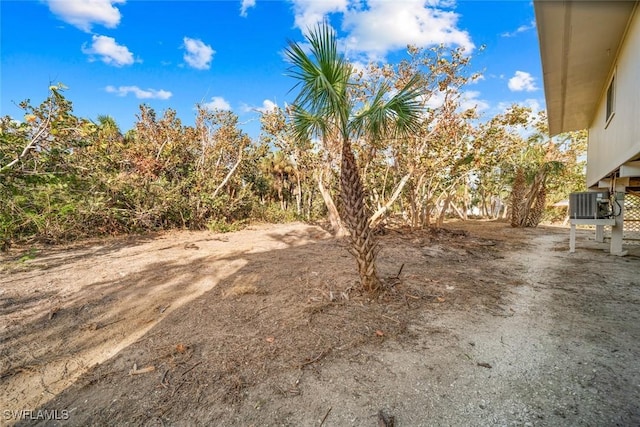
[569,191,611,219]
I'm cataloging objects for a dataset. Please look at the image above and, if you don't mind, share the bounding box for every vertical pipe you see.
[610,188,627,256]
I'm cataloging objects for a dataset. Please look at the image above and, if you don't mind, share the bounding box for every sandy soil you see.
[0,220,639,426]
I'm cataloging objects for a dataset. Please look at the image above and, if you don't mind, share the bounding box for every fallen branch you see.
[395,263,405,279]
[381,314,400,324]
[171,380,186,397]
[300,349,330,368]
[181,361,202,377]
[319,406,332,426]
[160,369,170,388]
[128,364,155,375]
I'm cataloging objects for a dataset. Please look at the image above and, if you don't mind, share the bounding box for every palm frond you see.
[284,23,352,136]
[289,104,328,142]
[353,74,424,142]
[384,74,425,136]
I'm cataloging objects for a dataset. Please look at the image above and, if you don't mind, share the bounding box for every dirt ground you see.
[1,220,639,426]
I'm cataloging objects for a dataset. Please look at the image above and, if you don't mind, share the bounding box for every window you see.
[606,75,615,125]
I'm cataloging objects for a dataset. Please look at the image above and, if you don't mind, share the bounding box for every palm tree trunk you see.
[295,172,302,215]
[339,141,381,294]
[510,167,526,227]
[522,171,545,226]
[526,181,546,227]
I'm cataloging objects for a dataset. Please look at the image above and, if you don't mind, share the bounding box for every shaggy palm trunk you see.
[526,182,546,227]
[340,141,381,294]
[295,172,302,215]
[510,167,526,227]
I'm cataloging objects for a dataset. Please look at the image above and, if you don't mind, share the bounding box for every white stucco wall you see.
[587,6,640,188]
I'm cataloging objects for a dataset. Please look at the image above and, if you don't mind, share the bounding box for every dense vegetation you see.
[0,32,586,255]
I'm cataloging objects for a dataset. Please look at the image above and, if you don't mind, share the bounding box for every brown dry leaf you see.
[265,336,275,343]
[375,330,384,337]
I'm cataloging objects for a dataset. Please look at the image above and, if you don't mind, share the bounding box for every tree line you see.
[1,25,586,274]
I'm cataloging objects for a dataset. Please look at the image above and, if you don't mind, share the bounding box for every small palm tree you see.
[96,114,123,143]
[285,23,424,294]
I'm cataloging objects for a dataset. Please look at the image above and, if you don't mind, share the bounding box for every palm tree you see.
[285,23,424,294]
[96,114,123,143]
[509,120,567,228]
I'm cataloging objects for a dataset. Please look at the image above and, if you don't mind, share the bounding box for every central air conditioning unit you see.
[569,191,611,219]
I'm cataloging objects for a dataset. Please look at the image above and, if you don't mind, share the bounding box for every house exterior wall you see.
[587,6,640,188]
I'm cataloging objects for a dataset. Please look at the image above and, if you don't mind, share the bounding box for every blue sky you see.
[1,0,543,139]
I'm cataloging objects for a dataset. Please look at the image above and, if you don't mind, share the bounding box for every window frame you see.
[605,72,616,128]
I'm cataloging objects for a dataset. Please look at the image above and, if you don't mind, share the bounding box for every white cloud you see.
[508,71,538,92]
[240,0,256,17]
[290,0,348,30]
[460,90,489,112]
[257,99,278,112]
[288,1,473,61]
[105,85,172,100]
[350,60,369,75]
[423,89,489,112]
[183,37,215,70]
[422,90,446,109]
[46,0,124,32]
[496,101,511,112]
[342,0,474,58]
[522,98,543,113]
[82,35,135,66]
[424,0,455,6]
[241,99,279,113]
[203,96,231,111]
[501,20,536,38]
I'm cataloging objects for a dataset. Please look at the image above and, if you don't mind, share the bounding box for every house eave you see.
[534,0,638,136]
